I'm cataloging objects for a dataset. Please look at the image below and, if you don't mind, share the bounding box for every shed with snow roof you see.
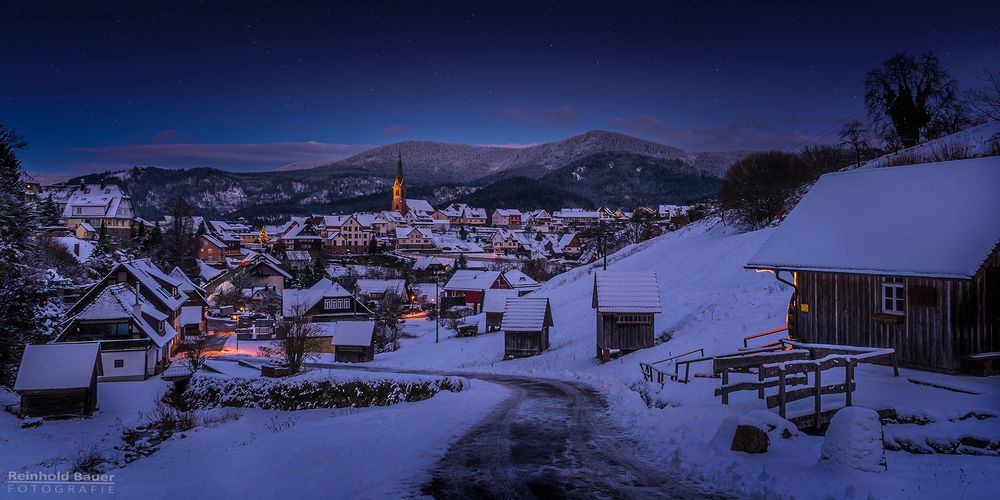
[310,321,377,362]
[592,271,662,357]
[14,343,103,418]
[483,288,520,332]
[502,298,553,358]
[746,157,1000,373]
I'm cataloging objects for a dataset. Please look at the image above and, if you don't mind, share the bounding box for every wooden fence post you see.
[757,367,765,399]
[778,369,787,418]
[721,367,729,405]
[814,363,822,428]
[892,352,900,377]
[845,359,855,407]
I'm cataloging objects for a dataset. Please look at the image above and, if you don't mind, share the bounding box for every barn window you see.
[881,277,905,315]
[114,359,124,368]
[616,314,651,325]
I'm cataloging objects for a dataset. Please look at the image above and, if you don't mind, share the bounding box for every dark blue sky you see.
[3,1,998,174]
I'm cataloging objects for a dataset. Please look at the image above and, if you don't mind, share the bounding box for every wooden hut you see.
[14,343,103,418]
[747,157,1000,373]
[330,321,377,363]
[483,289,520,332]
[592,272,662,357]
[501,298,553,358]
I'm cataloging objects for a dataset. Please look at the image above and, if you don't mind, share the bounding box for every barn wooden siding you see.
[504,329,549,358]
[596,313,655,354]
[794,247,999,373]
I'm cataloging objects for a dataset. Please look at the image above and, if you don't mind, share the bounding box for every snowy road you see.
[306,364,726,499]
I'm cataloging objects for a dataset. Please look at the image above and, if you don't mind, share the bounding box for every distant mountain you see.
[66,130,742,218]
[294,130,740,183]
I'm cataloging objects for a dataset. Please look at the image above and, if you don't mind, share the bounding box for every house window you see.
[324,298,350,310]
[881,277,905,315]
[114,359,124,368]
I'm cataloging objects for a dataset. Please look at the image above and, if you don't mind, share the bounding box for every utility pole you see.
[435,273,441,344]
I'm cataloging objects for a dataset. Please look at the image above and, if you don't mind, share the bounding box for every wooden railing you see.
[713,339,898,428]
[640,348,705,385]
[742,326,789,350]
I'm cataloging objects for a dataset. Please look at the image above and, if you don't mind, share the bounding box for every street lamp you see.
[434,268,447,344]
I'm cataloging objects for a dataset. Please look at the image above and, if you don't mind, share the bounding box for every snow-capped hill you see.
[299,130,741,184]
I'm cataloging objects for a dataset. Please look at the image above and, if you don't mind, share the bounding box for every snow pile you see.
[819,407,886,473]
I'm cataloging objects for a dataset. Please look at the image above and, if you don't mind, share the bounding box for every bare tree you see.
[179,335,210,373]
[272,303,324,373]
[839,120,872,168]
[719,151,812,230]
[968,67,1000,121]
[256,288,283,318]
[623,211,655,245]
[864,52,963,148]
[373,294,404,353]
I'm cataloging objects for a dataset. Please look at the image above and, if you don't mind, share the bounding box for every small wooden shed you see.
[483,289,520,332]
[592,272,662,357]
[14,343,103,418]
[330,321,377,363]
[747,157,1000,373]
[501,298,553,358]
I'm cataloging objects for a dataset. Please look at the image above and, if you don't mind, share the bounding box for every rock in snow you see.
[820,407,887,473]
[711,410,799,454]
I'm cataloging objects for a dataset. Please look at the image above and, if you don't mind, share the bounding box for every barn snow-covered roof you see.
[593,272,662,313]
[444,270,502,291]
[747,157,1000,279]
[501,298,552,331]
[15,343,101,392]
[483,289,520,313]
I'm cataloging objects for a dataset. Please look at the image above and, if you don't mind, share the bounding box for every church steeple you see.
[391,151,408,215]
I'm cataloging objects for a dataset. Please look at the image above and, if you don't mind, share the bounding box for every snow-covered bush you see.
[819,407,886,473]
[185,375,465,411]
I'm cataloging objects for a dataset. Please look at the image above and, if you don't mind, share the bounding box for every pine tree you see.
[0,123,51,386]
[454,254,468,271]
[39,194,60,226]
[195,220,206,238]
[87,223,116,277]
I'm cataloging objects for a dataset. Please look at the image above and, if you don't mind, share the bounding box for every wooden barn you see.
[501,298,553,358]
[330,321,377,363]
[14,343,103,418]
[592,272,662,357]
[747,157,1000,373]
[483,289,519,332]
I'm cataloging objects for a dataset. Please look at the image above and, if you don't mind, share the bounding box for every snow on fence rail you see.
[713,339,898,428]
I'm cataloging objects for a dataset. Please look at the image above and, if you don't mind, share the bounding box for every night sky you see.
[3,1,998,174]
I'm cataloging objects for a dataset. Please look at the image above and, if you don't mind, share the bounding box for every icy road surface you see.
[308,364,725,499]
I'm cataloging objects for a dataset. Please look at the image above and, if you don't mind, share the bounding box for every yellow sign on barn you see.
[800,303,810,313]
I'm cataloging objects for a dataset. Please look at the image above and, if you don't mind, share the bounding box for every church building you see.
[391,152,408,216]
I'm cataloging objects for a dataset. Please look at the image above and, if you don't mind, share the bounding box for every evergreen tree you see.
[160,198,199,275]
[367,237,379,255]
[39,194,60,226]
[0,123,52,387]
[86,223,116,277]
[195,220,206,238]
[454,254,468,271]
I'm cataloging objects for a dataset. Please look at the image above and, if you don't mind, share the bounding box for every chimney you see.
[73,243,80,256]
[132,283,142,319]
[100,177,106,189]
[79,179,85,191]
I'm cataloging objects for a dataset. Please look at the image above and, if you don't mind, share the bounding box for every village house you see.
[198,233,242,264]
[282,278,374,322]
[322,214,374,254]
[283,250,313,272]
[355,278,408,303]
[395,227,435,250]
[503,269,540,295]
[747,157,1000,374]
[55,283,178,381]
[53,181,136,241]
[281,222,324,255]
[593,271,662,357]
[14,343,102,418]
[483,288,519,331]
[491,230,522,254]
[444,270,513,313]
[440,203,488,226]
[552,208,601,230]
[502,297,553,358]
[492,209,524,228]
[525,209,555,232]
[204,253,291,296]
[169,267,208,337]
[556,233,583,259]
[372,211,407,235]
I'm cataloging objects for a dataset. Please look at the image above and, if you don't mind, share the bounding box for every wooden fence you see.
[640,348,705,385]
[713,339,897,428]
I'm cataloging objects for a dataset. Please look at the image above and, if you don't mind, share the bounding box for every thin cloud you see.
[609,114,811,151]
[501,107,527,123]
[65,141,375,171]
[152,129,197,144]
[538,105,579,123]
[382,124,413,137]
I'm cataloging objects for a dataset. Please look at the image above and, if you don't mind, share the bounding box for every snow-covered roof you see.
[284,250,312,261]
[553,209,600,219]
[122,259,186,311]
[356,279,406,297]
[747,157,1000,279]
[412,255,453,271]
[198,260,223,281]
[501,298,553,332]
[282,223,321,240]
[53,236,95,262]
[201,233,228,248]
[282,278,351,316]
[169,266,204,295]
[503,269,540,290]
[180,306,203,326]
[14,343,101,392]
[593,272,662,313]
[67,284,178,347]
[59,184,132,219]
[331,320,376,347]
[406,199,435,213]
[396,227,432,239]
[483,289,520,313]
[494,209,522,217]
[444,270,502,291]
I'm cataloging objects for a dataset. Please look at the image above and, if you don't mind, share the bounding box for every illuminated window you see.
[881,277,905,315]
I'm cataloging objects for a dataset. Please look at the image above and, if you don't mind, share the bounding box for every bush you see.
[141,396,196,439]
[719,151,812,230]
[71,445,110,476]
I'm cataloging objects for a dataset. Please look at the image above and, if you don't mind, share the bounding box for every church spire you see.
[392,151,408,215]
[395,150,404,182]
